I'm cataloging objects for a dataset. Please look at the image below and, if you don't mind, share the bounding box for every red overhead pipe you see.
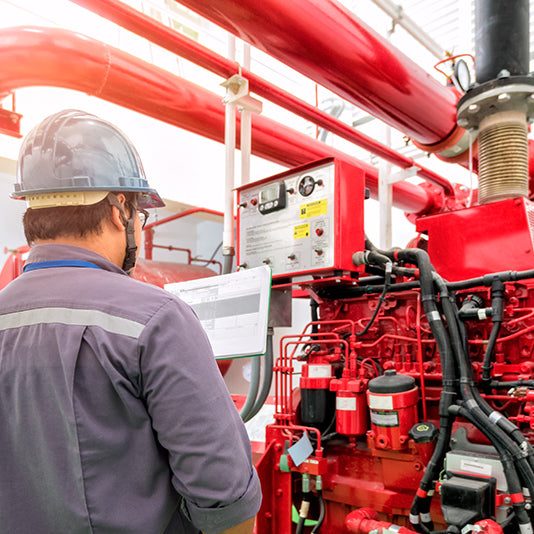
[0,26,434,214]
[69,0,455,198]
[174,0,462,150]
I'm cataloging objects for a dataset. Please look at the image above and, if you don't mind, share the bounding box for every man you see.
[0,110,261,533]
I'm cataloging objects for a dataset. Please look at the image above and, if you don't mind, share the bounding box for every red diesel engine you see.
[237,35,534,528]
[234,2,534,531]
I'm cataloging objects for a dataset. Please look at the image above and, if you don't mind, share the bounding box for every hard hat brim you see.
[11,186,166,209]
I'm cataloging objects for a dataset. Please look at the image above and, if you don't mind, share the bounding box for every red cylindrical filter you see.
[330,377,368,436]
[300,363,334,430]
[367,370,419,450]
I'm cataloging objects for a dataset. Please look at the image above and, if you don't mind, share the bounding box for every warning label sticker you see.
[293,223,310,239]
[300,199,327,219]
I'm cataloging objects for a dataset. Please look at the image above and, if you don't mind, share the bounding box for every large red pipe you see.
[174,0,460,148]
[0,26,434,214]
[69,0,455,197]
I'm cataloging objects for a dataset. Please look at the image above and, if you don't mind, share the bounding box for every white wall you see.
[0,170,26,255]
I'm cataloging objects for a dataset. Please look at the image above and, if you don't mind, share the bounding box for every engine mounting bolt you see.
[504,496,512,504]
[468,104,480,114]
[498,93,511,103]
[498,69,511,79]
[526,503,532,510]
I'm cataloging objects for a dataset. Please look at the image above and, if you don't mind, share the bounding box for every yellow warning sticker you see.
[300,199,327,219]
[293,223,310,239]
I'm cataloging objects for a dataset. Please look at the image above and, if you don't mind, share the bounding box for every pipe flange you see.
[457,76,534,129]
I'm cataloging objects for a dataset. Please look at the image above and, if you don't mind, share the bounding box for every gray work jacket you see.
[0,244,261,534]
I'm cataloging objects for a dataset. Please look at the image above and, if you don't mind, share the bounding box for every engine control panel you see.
[236,157,366,279]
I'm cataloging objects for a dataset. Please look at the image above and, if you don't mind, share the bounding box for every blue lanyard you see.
[23,260,103,272]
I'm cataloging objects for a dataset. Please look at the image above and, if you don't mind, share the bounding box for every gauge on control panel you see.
[298,175,316,197]
[258,181,286,214]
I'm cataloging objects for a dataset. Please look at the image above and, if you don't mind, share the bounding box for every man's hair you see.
[23,192,138,245]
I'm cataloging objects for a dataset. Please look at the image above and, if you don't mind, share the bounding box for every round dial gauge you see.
[298,175,315,197]
[454,59,471,93]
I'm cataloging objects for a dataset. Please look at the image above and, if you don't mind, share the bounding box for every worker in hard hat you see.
[0,110,261,534]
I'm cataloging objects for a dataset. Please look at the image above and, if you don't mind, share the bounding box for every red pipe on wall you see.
[174,0,460,148]
[69,0,455,198]
[0,26,435,214]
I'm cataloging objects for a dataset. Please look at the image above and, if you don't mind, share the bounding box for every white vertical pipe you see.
[223,35,237,261]
[240,44,252,186]
[379,115,393,248]
[223,102,236,256]
[379,169,393,249]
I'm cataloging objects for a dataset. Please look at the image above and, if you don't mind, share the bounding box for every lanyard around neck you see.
[23,260,103,273]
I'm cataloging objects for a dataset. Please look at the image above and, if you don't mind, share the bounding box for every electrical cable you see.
[451,282,534,479]
[296,474,311,534]
[245,329,274,422]
[208,241,222,262]
[239,356,261,421]
[449,405,532,532]
[436,279,534,530]
[355,276,390,336]
[352,249,392,336]
[311,490,325,533]
[359,243,458,532]
[358,240,534,530]
[295,516,306,534]
[448,268,534,291]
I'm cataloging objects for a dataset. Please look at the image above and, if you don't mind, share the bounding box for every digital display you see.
[260,184,279,203]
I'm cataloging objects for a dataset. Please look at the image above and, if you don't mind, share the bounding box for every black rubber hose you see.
[319,279,420,300]
[480,320,502,387]
[295,516,306,534]
[450,404,532,530]
[481,280,505,389]
[310,299,319,334]
[448,268,534,291]
[438,282,534,508]
[375,250,458,530]
[490,380,534,388]
[446,283,534,476]
[311,491,325,534]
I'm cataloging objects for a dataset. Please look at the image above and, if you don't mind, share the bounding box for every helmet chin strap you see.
[107,194,138,275]
[122,217,138,274]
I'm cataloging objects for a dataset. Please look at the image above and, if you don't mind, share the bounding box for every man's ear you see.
[109,193,127,231]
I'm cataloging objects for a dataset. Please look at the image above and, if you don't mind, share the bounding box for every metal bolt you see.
[498,69,511,79]
[468,104,480,114]
[526,502,532,511]
[504,496,512,505]
[498,93,511,103]
[457,118,469,128]
[528,93,534,101]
